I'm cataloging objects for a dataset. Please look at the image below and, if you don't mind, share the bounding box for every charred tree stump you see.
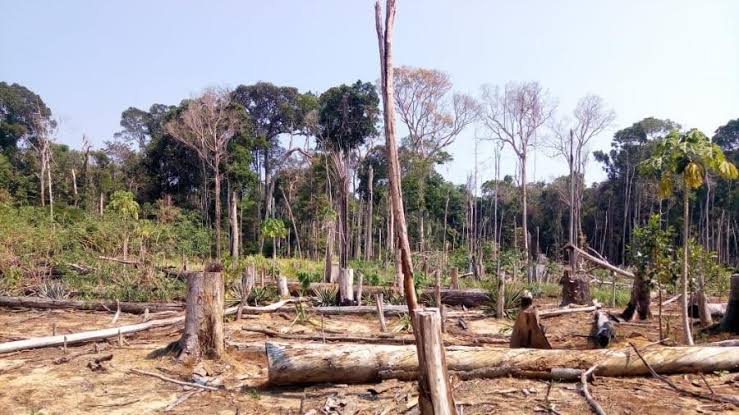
[510,292,551,349]
[589,310,615,348]
[413,308,457,415]
[450,268,459,290]
[559,269,592,306]
[174,265,225,360]
[720,274,739,334]
[621,273,651,321]
[339,268,354,306]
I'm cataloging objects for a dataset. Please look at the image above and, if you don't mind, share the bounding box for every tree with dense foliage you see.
[316,81,379,269]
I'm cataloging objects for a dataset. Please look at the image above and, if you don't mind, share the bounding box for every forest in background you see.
[1,77,737,302]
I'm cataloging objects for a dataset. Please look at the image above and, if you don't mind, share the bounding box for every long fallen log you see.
[313,305,485,318]
[289,282,490,307]
[0,300,296,354]
[265,342,739,385]
[0,295,183,314]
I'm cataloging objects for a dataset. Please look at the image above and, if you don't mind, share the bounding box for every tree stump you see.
[510,292,551,349]
[277,276,289,298]
[412,308,457,415]
[720,274,739,334]
[621,273,651,321]
[339,268,354,306]
[236,265,256,320]
[449,268,459,290]
[559,269,592,306]
[176,264,225,360]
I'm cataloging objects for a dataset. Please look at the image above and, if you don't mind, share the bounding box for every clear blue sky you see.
[2,1,738,185]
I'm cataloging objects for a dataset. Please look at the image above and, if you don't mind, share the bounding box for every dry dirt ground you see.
[0,300,738,415]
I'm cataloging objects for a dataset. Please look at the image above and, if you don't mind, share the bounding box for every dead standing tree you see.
[166,87,242,259]
[29,105,56,220]
[550,95,615,273]
[393,66,479,253]
[377,1,455,413]
[481,82,555,282]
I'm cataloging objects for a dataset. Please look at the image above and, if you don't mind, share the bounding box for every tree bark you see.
[265,342,739,386]
[559,270,592,307]
[236,265,256,320]
[622,272,651,320]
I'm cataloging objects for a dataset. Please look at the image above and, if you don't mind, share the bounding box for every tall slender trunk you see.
[230,190,239,259]
[376,0,416,310]
[521,152,530,282]
[214,165,222,259]
[365,165,374,261]
[71,168,78,206]
[682,188,694,345]
[47,158,53,221]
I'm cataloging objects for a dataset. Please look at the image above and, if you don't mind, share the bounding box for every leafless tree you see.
[394,66,479,251]
[166,87,242,259]
[29,106,57,220]
[481,81,555,280]
[550,94,615,266]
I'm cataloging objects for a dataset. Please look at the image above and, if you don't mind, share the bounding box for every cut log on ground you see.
[0,300,294,354]
[688,301,726,319]
[265,342,739,385]
[720,274,739,334]
[311,305,484,318]
[589,310,615,348]
[538,302,601,318]
[288,282,490,308]
[0,296,183,314]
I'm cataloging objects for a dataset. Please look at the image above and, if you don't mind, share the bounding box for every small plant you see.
[297,270,320,291]
[38,281,70,300]
[248,286,277,306]
[394,313,413,333]
[485,283,526,319]
[315,286,338,306]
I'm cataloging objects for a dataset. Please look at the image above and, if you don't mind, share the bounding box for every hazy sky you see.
[2,1,738,186]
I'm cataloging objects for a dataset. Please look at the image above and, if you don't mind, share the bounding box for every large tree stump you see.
[176,265,225,360]
[559,269,592,306]
[621,273,651,321]
[510,292,551,349]
[720,274,739,334]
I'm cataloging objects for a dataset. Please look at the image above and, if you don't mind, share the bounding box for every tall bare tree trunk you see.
[230,190,239,260]
[365,165,374,261]
[682,188,694,345]
[47,158,54,221]
[214,166,222,259]
[521,153,530,282]
[324,221,335,283]
[71,168,78,206]
[376,0,416,310]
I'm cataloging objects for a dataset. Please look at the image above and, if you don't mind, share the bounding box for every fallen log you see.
[564,244,634,279]
[0,300,295,354]
[265,342,739,385]
[288,282,490,307]
[538,302,601,318]
[312,305,484,318]
[0,295,183,314]
[589,310,615,348]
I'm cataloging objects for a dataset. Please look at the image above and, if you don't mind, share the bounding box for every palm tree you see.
[642,129,738,345]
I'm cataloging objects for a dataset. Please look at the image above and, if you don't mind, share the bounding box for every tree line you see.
[1,78,738,272]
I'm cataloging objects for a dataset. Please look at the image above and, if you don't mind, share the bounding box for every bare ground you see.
[1,300,738,415]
